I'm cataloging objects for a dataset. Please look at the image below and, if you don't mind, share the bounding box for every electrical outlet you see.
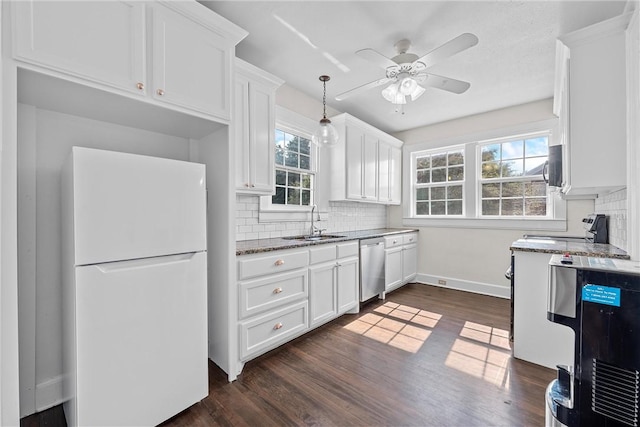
[438,279,446,285]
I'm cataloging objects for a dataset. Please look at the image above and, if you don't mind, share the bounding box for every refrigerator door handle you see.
[94,252,198,273]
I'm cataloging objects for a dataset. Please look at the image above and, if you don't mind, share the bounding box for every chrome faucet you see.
[309,205,324,237]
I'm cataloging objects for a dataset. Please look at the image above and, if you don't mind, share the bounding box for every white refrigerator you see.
[61,147,208,427]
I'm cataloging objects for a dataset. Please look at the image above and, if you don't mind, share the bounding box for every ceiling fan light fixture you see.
[410,84,426,101]
[399,76,418,96]
[312,75,339,147]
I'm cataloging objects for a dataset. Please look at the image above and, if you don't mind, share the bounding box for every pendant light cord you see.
[322,79,328,120]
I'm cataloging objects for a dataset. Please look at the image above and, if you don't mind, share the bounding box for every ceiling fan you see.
[335,33,479,105]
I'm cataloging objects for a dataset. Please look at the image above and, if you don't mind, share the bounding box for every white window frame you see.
[259,106,319,222]
[403,119,567,230]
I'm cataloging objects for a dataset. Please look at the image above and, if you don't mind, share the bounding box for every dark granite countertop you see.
[236,228,418,256]
[510,237,629,260]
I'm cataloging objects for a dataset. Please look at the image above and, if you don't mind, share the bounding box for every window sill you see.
[402,217,566,231]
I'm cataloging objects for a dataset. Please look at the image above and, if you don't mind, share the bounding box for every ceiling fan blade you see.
[335,77,393,101]
[413,33,478,69]
[356,48,398,70]
[422,73,471,94]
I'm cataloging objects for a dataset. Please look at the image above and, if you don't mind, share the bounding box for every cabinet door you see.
[385,247,403,292]
[13,1,145,94]
[389,146,402,205]
[309,263,337,327]
[402,244,418,284]
[362,134,378,200]
[378,143,391,203]
[151,3,231,119]
[337,257,359,314]
[345,126,364,199]
[248,80,276,193]
[234,74,252,191]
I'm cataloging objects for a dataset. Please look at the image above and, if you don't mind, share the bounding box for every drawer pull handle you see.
[273,287,283,294]
[273,322,283,330]
[274,259,285,266]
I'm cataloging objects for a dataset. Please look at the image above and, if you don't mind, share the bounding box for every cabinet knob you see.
[274,259,285,266]
[393,240,397,244]
[136,82,144,90]
[156,89,165,96]
[245,183,250,187]
[273,287,283,294]
[273,322,283,330]
[251,184,255,188]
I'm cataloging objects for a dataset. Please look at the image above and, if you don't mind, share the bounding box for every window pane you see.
[501,140,523,160]
[482,199,499,215]
[417,170,430,183]
[432,168,447,182]
[285,152,299,168]
[482,161,501,178]
[502,182,523,197]
[275,169,286,186]
[502,198,523,216]
[287,172,300,187]
[287,188,300,205]
[447,200,463,215]
[416,202,429,215]
[416,188,429,201]
[299,138,311,155]
[501,160,523,177]
[275,147,284,166]
[275,130,285,149]
[301,190,311,206]
[448,166,464,181]
[301,174,311,189]
[524,157,546,176]
[272,186,285,205]
[432,154,447,167]
[416,157,430,169]
[482,144,500,162]
[300,154,311,170]
[448,185,463,199]
[525,198,547,216]
[431,201,446,215]
[525,137,548,156]
[448,151,464,166]
[431,186,446,200]
[482,183,500,198]
[288,135,299,152]
[525,181,547,197]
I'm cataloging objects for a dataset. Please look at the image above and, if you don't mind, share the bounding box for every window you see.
[414,148,465,216]
[273,129,314,207]
[479,133,549,217]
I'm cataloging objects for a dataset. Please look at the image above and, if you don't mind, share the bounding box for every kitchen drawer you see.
[337,241,359,258]
[239,300,308,360]
[384,235,403,249]
[238,270,308,319]
[403,233,418,245]
[309,244,337,264]
[237,250,309,280]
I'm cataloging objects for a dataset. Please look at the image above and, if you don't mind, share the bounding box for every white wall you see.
[17,105,192,415]
[388,99,596,297]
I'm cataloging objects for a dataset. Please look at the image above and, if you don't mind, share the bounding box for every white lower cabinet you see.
[384,233,418,293]
[237,242,359,363]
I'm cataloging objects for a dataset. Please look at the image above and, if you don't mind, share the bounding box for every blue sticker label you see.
[582,284,621,307]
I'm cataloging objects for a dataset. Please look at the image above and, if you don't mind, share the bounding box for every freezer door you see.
[69,147,206,265]
[72,252,208,427]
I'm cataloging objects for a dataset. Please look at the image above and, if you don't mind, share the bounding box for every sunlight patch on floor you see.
[445,321,511,388]
[343,302,440,353]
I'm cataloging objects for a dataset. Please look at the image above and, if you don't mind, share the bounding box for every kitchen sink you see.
[282,234,346,241]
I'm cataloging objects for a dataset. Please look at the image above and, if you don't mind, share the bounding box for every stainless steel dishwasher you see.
[359,237,385,302]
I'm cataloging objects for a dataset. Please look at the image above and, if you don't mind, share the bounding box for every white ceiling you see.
[201,1,627,134]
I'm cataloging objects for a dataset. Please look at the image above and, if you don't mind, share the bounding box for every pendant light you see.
[312,75,339,147]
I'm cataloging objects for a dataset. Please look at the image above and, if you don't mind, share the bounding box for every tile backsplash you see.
[235,194,387,241]
[595,188,627,251]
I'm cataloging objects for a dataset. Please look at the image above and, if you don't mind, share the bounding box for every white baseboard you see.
[415,273,511,299]
[35,375,65,413]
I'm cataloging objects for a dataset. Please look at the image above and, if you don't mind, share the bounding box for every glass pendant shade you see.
[312,118,339,147]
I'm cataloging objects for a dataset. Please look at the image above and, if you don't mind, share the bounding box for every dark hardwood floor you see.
[22,284,556,427]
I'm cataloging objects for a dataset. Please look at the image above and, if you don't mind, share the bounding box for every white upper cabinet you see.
[325,113,403,205]
[12,1,146,94]
[234,59,283,194]
[12,0,247,122]
[554,13,633,197]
